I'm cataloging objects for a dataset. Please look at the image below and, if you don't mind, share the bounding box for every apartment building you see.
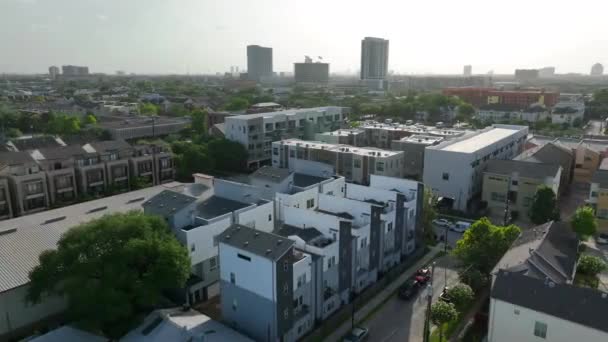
[482,159,561,219]
[315,128,367,146]
[443,87,559,108]
[0,183,181,339]
[272,139,404,184]
[360,122,466,149]
[515,142,574,195]
[0,179,13,220]
[225,106,347,168]
[424,125,528,211]
[476,103,550,123]
[31,145,81,205]
[489,221,608,342]
[551,94,585,125]
[391,135,444,180]
[0,151,49,216]
[84,140,133,192]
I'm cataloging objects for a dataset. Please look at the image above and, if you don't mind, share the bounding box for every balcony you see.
[294,304,310,322]
[323,286,337,301]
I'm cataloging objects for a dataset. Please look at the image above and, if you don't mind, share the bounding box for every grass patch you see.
[430,319,460,342]
[574,273,599,289]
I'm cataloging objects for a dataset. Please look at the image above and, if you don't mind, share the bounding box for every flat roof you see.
[196,196,251,220]
[440,127,519,153]
[227,106,342,120]
[278,139,402,157]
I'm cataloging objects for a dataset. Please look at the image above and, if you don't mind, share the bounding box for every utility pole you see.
[423,262,436,342]
[503,178,511,226]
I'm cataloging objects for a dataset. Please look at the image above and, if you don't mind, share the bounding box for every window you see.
[360,237,367,248]
[289,150,295,158]
[591,191,598,198]
[268,214,272,221]
[232,298,238,311]
[598,209,608,219]
[237,253,251,262]
[306,198,315,209]
[491,192,506,202]
[230,272,236,284]
[273,147,279,156]
[442,172,449,181]
[376,162,385,172]
[354,159,361,168]
[387,222,393,232]
[283,283,289,295]
[534,321,547,339]
[209,257,217,270]
[190,244,196,252]
[283,260,289,271]
[511,180,518,186]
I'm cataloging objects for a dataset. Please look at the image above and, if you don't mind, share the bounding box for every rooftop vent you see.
[254,232,260,238]
[44,216,66,224]
[244,241,249,247]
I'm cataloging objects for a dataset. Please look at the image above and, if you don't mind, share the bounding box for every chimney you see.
[193,173,214,187]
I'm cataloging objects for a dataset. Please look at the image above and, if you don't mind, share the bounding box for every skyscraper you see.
[591,63,604,76]
[360,37,389,81]
[48,66,59,79]
[246,45,273,82]
[463,65,472,77]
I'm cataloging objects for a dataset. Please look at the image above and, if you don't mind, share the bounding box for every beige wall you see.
[574,147,600,182]
[482,173,553,220]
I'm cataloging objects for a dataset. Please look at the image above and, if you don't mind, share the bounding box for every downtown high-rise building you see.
[463,65,472,77]
[591,63,604,76]
[360,37,389,80]
[247,45,273,82]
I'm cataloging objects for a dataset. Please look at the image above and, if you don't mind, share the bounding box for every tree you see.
[27,212,190,338]
[190,109,208,136]
[140,103,159,115]
[577,255,607,275]
[83,114,97,125]
[207,138,248,172]
[47,113,81,136]
[430,301,458,342]
[6,127,22,138]
[456,103,475,121]
[458,267,488,292]
[529,185,559,224]
[173,142,215,181]
[571,206,597,240]
[421,187,438,244]
[447,284,474,312]
[453,218,521,276]
[225,97,249,111]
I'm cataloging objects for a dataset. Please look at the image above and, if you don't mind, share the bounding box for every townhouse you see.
[488,221,608,342]
[515,142,574,195]
[272,139,404,184]
[391,134,444,180]
[423,124,528,211]
[588,159,608,232]
[0,151,50,216]
[224,106,348,168]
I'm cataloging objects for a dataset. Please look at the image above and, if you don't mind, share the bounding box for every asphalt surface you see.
[585,120,604,135]
[362,254,460,342]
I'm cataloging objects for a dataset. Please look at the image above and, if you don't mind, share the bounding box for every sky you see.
[1,0,608,75]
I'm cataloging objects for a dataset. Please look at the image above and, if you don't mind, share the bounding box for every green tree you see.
[207,138,248,172]
[447,284,474,312]
[6,127,22,138]
[47,113,81,136]
[458,268,488,292]
[456,103,475,121]
[529,185,559,224]
[173,142,215,181]
[453,218,521,276]
[26,212,190,338]
[430,301,458,342]
[140,103,159,115]
[83,114,97,125]
[225,97,250,111]
[191,109,208,136]
[577,255,607,275]
[571,206,597,240]
[421,188,438,244]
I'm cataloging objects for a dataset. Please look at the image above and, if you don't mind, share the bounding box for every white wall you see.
[237,201,274,233]
[292,254,312,287]
[369,175,419,200]
[319,177,346,197]
[283,206,339,237]
[214,179,266,203]
[488,298,608,342]
[318,194,371,227]
[219,243,275,301]
[186,216,232,265]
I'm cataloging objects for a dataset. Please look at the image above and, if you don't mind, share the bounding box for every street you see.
[362,254,460,342]
[585,119,604,136]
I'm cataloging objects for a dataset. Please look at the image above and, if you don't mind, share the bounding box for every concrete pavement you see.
[323,246,443,342]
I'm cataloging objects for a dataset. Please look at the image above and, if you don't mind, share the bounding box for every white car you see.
[597,233,608,245]
[451,221,471,233]
[432,219,452,227]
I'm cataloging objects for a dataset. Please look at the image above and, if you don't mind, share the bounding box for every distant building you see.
[294,58,329,84]
[391,135,444,180]
[247,45,273,82]
[463,65,472,77]
[591,63,604,76]
[61,65,89,77]
[514,69,539,81]
[443,87,559,109]
[539,66,556,78]
[48,66,59,79]
[360,37,389,89]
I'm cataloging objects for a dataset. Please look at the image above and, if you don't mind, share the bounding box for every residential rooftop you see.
[277,139,403,157]
[438,127,522,153]
[317,128,364,137]
[143,190,197,219]
[227,106,343,121]
[218,224,294,261]
[196,196,251,220]
[396,134,444,145]
[485,159,560,179]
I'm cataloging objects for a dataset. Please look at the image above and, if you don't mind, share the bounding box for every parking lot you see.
[362,254,460,342]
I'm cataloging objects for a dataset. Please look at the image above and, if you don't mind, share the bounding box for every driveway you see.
[362,254,461,342]
[585,120,604,136]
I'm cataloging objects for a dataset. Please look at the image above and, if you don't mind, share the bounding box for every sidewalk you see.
[324,246,443,342]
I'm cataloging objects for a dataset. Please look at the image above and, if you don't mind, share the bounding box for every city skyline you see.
[1,0,608,75]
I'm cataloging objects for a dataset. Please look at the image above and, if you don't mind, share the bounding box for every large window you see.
[354,159,361,168]
[534,321,547,339]
[442,172,449,181]
[491,192,506,202]
[376,162,385,172]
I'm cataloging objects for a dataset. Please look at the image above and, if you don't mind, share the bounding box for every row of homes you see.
[0,163,422,341]
[0,139,174,220]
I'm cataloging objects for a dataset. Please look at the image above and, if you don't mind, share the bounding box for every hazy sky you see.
[2,0,607,75]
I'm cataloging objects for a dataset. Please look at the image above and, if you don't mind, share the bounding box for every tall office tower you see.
[247,45,273,82]
[48,66,60,79]
[61,65,89,76]
[360,37,389,80]
[463,65,472,77]
[591,63,604,76]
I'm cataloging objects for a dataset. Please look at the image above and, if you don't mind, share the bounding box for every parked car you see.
[451,221,471,233]
[416,268,431,284]
[432,218,452,228]
[439,286,451,303]
[343,327,369,342]
[398,278,420,300]
[597,233,608,245]
[405,120,414,125]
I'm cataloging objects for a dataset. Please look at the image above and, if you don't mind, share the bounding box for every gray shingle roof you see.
[0,151,36,166]
[196,196,251,220]
[89,140,133,154]
[275,224,323,243]
[251,166,291,183]
[218,224,294,261]
[492,270,608,333]
[518,142,573,169]
[485,159,560,180]
[143,190,197,219]
[0,183,181,293]
[36,145,88,160]
[293,173,329,188]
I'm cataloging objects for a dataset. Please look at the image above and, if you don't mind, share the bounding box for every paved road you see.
[585,120,604,135]
[432,225,464,248]
[362,255,460,342]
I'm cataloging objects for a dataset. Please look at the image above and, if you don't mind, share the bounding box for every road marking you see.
[381,328,399,342]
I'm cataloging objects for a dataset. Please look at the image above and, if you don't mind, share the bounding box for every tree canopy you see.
[430,301,458,341]
[571,206,597,240]
[453,218,521,276]
[172,142,215,181]
[529,185,559,224]
[447,284,474,312]
[140,102,159,115]
[27,211,190,338]
[190,109,208,135]
[577,255,607,275]
[421,187,438,243]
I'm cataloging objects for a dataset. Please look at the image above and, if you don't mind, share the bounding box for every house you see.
[482,159,561,220]
[588,160,608,233]
[0,151,50,216]
[489,221,608,342]
[515,142,574,195]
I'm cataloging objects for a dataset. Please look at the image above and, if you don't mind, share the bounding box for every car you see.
[416,268,431,284]
[451,221,471,233]
[398,278,420,300]
[343,327,369,342]
[432,219,452,228]
[405,120,414,125]
[439,286,451,303]
[597,233,608,245]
